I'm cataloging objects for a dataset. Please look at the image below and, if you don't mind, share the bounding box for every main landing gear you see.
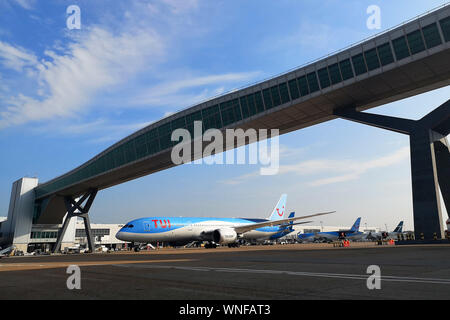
[204,242,217,249]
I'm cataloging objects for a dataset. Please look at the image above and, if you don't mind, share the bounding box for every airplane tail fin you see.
[268,194,287,221]
[287,212,295,230]
[350,217,361,232]
[393,221,404,233]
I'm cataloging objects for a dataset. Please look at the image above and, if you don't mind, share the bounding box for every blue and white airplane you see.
[298,217,362,242]
[116,194,333,248]
[268,212,299,241]
[297,232,316,242]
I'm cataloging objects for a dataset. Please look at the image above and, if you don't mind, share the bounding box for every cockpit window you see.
[123,224,134,228]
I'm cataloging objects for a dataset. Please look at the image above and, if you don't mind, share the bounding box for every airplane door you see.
[187,220,194,236]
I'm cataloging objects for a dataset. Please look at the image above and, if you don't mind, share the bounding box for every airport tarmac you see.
[1,243,450,300]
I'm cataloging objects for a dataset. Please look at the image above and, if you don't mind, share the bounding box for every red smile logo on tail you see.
[277,206,285,217]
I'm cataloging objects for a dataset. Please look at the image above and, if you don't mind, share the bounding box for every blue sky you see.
[0,0,449,231]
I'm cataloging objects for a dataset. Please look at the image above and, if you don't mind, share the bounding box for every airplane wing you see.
[288,221,314,227]
[233,211,335,234]
[278,221,313,228]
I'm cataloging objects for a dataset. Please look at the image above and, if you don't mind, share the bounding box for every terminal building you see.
[74,220,127,250]
[0,5,449,251]
[0,179,128,252]
[1,216,128,253]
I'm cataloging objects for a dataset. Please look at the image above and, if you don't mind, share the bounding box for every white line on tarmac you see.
[113,264,450,285]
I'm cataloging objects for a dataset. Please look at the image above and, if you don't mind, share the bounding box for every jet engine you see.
[212,228,238,244]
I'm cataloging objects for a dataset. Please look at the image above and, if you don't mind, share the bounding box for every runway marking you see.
[113,264,450,285]
[0,259,194,272]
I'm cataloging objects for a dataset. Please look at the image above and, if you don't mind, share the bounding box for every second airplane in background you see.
[298,217,362,242]
[366,221,404,240]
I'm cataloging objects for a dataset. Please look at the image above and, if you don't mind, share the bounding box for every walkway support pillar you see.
[434,137,450,214]
[334,99,450,240]
[52,189,98,253]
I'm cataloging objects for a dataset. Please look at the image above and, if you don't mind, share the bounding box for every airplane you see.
[116,194,334,249]
[297,217,362,243]
[297,232,316,243]
[366,221,404,240]
[268,212,311,241]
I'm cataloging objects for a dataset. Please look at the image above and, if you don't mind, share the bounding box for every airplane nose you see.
[116,231,125,241]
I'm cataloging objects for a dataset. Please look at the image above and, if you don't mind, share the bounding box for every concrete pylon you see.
[52,189,98,253]
[334,99,450,240]
[434,137,450,215]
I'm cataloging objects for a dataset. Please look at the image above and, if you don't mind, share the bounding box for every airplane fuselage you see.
[116,216,291,244]
[367,231,403,240]
[298,230,363,242]
[315,231,363,241]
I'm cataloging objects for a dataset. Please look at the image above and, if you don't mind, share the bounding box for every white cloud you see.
[0,26,164,129]
[0,1,259,131]
[0,41,38,71]
[130,72,261,108]
[153,73,260,97]
[84,120,154,144]
[222,146,410,186]
[14,0,34,10]
[221,171,260,186]
[31,118,154,145]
